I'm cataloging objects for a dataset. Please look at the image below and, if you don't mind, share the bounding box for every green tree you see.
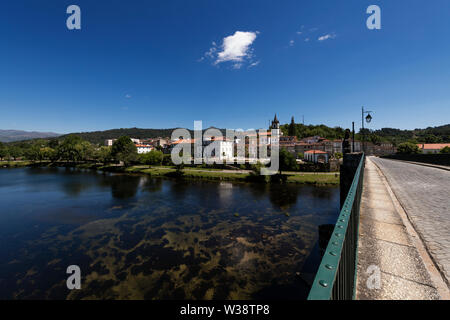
[439,146,450,154]
[369,134,382,145]
[397,142,422,154]
[93,146,112,163]
[8,146,23,160]
[334,152,343,159]
[57,135,84,161]
[26,143,43,162]
[279,148,297,174]
[140,150,164,165]
[0,142,6,160]
[288,116,296,136]
[296,152,304,160]
[424,134,441,143]
[41,147,56,161]
[48,139,59,149]
[111,136,137,166]
[76,141,94,161]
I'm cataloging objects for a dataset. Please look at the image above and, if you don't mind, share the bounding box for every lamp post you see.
[361,106,373,154]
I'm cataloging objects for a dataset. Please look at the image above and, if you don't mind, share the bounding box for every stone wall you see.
[382,154,450,166]
[340,153,363,209]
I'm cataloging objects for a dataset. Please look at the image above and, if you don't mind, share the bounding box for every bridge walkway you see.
[355,157,448,299]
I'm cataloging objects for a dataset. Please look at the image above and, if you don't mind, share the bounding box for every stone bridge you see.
[356,156,450,300]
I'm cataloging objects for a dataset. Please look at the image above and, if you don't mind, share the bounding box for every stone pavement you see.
[371,157,450,286]
[355,157,449,300]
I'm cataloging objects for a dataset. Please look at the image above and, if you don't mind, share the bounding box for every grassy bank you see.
[0,161,339,185]
[0,160,33,168]
[122,166,339,185]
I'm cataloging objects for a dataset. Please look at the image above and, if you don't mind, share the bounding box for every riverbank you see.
[0,161,339,185]
[122,165,339,185]
[0,160,34,168]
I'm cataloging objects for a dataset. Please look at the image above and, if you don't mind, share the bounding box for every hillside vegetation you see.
[3,123,449,146]
[280,123,450,144]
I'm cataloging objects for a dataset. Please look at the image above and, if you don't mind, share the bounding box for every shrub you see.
[440,146,450,154]
[140,150,164,165]
[396,142,422,154]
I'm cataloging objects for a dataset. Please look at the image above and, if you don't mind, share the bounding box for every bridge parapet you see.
[308,153,365,300]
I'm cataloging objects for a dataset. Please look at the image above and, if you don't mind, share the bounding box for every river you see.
[0,167,339,299]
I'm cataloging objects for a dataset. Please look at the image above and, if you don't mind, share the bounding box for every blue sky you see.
[1,0,449,133]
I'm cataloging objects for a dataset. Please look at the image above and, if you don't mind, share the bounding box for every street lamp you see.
[362,107,374,153]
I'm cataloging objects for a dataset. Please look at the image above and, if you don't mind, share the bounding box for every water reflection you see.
[109,175,141,199]
[268,185,300,210]
[0,167,340,300]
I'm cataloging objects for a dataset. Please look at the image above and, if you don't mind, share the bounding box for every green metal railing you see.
[308,154,365,300]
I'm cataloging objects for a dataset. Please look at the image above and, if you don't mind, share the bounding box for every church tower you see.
[271,114,280,130]
[270,114,281,144]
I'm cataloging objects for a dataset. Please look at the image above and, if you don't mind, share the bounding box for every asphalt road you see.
[370,157,450,285]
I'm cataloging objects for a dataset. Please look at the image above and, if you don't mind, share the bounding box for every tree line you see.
[0,135,169,166]
[281,120,450,145]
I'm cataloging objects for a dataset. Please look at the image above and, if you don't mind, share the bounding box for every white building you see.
[203,137,234,162]
[304,150,329,163]
[105,139,116,146]
[105,138,141,146]
[417,143,450,154]
[136,144,154,154]
[215,140,234,161]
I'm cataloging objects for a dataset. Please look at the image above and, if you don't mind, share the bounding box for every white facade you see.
[217,141,234,161]
[204,140,234,162]
[136,145,153,154]
[304,150,329,163]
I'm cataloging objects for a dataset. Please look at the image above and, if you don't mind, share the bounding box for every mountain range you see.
[2,124,449,145]
[0,130,61,143]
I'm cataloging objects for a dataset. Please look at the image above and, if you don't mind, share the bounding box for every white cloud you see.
[202,31,259,68]
[304,38,310,42]
[205,44,217,58]
[248,61,260,68]
[216,31,258,64]
[125,94,131,98]
[232,62,243,69]
[289,39,295,46]
[296,31,302,35]
[318,33,336,41]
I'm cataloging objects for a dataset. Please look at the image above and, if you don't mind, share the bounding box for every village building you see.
[168,137,234,162]
[105,139,116,147]
[417,143,450,154]
[136,144,154,154]
[304,150,329,163]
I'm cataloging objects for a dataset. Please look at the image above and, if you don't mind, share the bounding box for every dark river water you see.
[0,167,339,300]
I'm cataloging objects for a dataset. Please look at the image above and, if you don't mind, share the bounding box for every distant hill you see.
[373,124,450,143]
[0,130,61,142]
[5,124,449,145]
[59,127,227,145]
[280,123,450,144]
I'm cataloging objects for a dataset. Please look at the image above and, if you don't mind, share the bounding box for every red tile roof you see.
[418,143,450,150]
[304,150,327,154]
[172,139,196,144]
[136,144,153,147]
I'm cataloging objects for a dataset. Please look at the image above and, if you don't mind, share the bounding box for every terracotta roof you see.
[136,144,153,147]
[304,150,327,154]
[280,143,296,147]
[172,139,196,144]
[418,143,450,150]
